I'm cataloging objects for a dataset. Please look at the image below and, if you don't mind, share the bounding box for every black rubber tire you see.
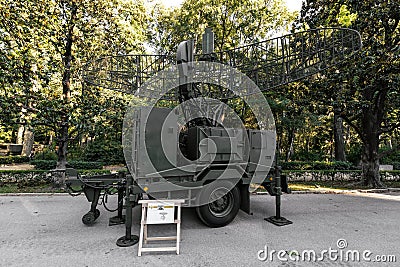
[195,181,241,228]
[82,212,96,225]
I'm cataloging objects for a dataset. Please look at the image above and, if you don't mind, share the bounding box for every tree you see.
[0,0,51,156]
[45,0,148,169]
[265,81,324,162]
[298,0,400,187]
[149,0,297,54]
[0,0,148,168]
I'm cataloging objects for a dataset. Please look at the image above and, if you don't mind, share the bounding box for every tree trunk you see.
[56,3,77,171]
[17,125,25,144]
[333,107,346,161]
[360,109,384,187]
[21,129,34,157]
[286,128,295,161]
[361,145,383,187]
[56,122,68,169]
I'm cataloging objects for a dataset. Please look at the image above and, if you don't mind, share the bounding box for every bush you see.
[391,162,400,170]
[30,160,57,170]
[0,169,111,185]
[291,150,324,161]
[280,161,355,170]
[380,161,399,170]
[0,155,30,164]
[283,170,400,182]
[0,170,50,187]
[380,148,400,170]
[82,140,125,164]
[30,160,104,170]
[330,161,354,170]
[67,161,104,170]
[380,147,400,164]
[347,144,362,166]
[33,148,58,160]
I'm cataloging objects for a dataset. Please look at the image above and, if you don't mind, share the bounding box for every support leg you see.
[116,175,139,247]
[265,166,292,226]
[109,185,126,226]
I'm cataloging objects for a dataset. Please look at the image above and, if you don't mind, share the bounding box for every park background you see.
[0,0,399,191]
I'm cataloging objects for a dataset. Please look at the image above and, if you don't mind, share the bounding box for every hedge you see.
[67,161,105,170]
[0,169,111,183]
[0,170,49,184]
[393,162,400,170]
[29,160,56,170]
[0,155,30,164]
[280,161,355,170]
[1,169,398,184]
[280,160,400,170]
[283,170,400,182]
[30,160,105,170]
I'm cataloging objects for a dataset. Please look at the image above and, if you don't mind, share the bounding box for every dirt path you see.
[0,163,34,170]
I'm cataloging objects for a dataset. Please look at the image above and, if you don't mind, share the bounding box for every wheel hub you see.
[208,188,234,218]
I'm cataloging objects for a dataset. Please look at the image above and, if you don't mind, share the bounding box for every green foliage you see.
[336,5,357,27]
[281,161,354,171]
[0,169,109,177]
[393,163,400,170]
[150,0,297,53]
[290,149,324,162]
[83,142,124,164]
[0,0,148,168]
[380,148,400,170]
[0,126,13,143]
[30,160,104,170]
[68,161,104,170]
[296,0,400,186]
[33,148,57,160]
[346,143,363,166]
[29,160,57,170]
[81,140,124,164]
[0,169,111,193]
[380,148,400,164]
[0,155,30,164]
[0,170,49,188]
[1,0,398,188]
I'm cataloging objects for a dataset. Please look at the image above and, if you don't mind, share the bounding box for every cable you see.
[101,188,123,212]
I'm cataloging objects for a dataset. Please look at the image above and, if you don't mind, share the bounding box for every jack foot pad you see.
[109,215,125,226]
[264,216,293,226]
[116,235,139,247]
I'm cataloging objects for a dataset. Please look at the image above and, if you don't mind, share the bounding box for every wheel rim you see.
[207,187,234,218]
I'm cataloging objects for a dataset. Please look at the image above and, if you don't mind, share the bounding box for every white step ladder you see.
[137,199,185,256]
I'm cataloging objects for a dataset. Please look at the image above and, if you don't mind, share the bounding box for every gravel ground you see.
[0,193,399,267]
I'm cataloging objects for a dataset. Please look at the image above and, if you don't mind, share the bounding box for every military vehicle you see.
[64,28,362,246]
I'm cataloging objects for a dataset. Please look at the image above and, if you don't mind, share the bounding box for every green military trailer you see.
[64,28,362,247]
[122,105,287,228]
